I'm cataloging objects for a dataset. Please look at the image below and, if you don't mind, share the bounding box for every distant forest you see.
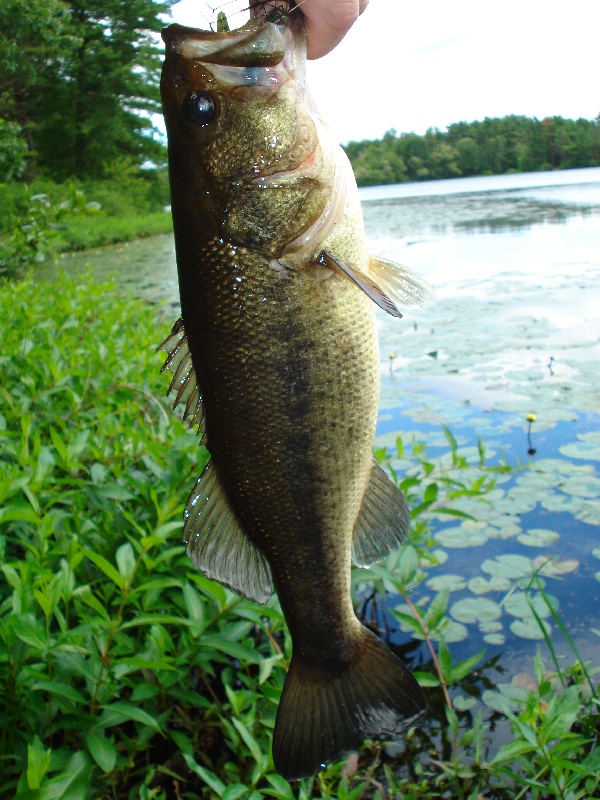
[343,115,600,187]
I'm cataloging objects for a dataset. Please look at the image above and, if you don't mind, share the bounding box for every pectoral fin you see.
[317,251,433,317]
[369,255,433,307]
[157,319,206,441]
[184,461,273,604]
[352,461,411,567]
[319,251,402,317]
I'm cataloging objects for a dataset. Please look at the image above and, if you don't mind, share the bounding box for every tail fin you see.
[272,626,426,780]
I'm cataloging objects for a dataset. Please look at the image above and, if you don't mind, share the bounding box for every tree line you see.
[344,115,600,187]
[0,0,171,183]
[1,1,599,191]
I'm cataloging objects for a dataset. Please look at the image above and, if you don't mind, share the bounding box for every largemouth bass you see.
[159,3,428,780]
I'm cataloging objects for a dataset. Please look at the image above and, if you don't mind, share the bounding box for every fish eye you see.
[183,91,217,126]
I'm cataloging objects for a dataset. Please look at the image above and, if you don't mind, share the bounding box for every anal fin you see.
[184,460,273,604]
[157,319,206,440]
[352,461,411,567]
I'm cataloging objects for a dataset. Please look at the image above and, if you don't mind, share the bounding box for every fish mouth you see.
[162,16,289,68]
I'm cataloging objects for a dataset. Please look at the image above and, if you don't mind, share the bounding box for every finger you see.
[301,0,363,60]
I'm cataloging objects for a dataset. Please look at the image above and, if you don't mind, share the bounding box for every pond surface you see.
[56,168,600,681]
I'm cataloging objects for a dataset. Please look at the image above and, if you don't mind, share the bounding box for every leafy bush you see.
[0,119,29,183]
[1,276,598,799]
[0,178,172,276]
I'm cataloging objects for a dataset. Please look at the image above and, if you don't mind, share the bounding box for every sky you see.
[163,0,599,144]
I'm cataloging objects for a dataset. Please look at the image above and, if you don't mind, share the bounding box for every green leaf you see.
[85,731,117,773]
[425,588,449,631]
[31,681,87,704]
[183,584,205,623]
[83,549,124,589]
[119,614,190,630]
[448,648,485,684]
[423,482,438,504]
[13,614,49,651]
[389,609,424,634]
[182,755,225,796]
[223,786,250,800]
[438,641,452,679]
[100,702,162,733]
[199,633,263,664]
[413,671,440,687]
[491,739,537,764]
[115,542,136,582]
[232,718,265,767]
[398,545,419,585]
[26,736,52,790]
[263,774,296,799]
[76,587,110,621]
[49,426,68,463]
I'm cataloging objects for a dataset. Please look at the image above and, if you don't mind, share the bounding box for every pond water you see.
[56,168,600,684]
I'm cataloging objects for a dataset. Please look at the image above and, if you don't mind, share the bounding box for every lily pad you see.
[510,617,551,640]
[559,440,600,462]
[517,528,560,547]
[540,493,586,516]
[429,548,449,566]
[503,591,558,620]
[453,695,478,711]
[426,574,467,592]
[479,620,503,634]
[533,556,579,576]
[431,618,469,643]
[468,576,511,595]
[562,475,600,498]
[436,524,489,549]
[393,603,468,642]
[593,548,600,560]
[481,554,533,580]
[450,597,502,625]
[487,520,523,540]
[483,633,506,645]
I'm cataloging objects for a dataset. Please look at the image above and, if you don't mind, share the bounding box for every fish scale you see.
[160,6,429,780]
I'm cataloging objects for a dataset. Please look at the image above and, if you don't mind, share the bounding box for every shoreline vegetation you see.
[343,114,600,187]
[1,275,599,798]
[1,114,599,274]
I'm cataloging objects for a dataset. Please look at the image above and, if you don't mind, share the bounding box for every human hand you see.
[300,0,369,59]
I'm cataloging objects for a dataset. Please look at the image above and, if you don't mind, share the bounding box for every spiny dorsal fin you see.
[318,251,402,317]
[157,319,206,441]
[352,461,411,567]
[184,460,273,604]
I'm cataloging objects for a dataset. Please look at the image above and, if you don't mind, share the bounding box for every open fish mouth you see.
[162,4,294,67]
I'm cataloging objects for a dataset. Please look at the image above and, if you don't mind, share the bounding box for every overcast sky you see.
[165,0,599,144]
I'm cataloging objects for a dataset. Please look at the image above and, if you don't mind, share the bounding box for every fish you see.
[159,2,429,781]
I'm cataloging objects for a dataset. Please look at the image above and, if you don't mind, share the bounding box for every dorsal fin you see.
[352,461,411,567]
[157,319,206,441]
[184,460,273,604]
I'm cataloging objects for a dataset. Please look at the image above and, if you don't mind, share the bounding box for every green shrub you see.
[1,276,598,799]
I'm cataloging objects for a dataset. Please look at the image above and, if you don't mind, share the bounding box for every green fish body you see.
[160,9,427,780]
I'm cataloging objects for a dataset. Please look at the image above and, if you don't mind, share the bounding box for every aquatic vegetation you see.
[0,276,599,798]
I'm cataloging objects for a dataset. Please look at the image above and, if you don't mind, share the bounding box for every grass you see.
[0,174,172,275]
[50,211,172,252]
[0,274,599,799]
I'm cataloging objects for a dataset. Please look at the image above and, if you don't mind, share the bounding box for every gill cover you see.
[160,14,344,258]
